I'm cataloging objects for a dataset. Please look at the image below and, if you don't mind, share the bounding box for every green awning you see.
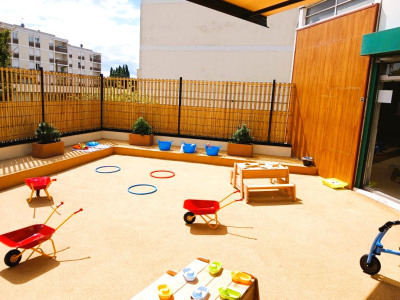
[361,27,400,56]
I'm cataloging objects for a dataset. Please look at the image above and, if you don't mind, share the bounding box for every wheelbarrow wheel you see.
[360,254,381,275]
[184,212,196,224]
[36,189,40,197]
[4,249,22,267]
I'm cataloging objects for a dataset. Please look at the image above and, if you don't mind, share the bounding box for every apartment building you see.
[1,21,101,75]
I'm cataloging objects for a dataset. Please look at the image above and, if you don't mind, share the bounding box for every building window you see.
[12,31,18,43]
[49,64,54,71]
[12,59,19,68]
[305,0,374,25]
[78,62,81,68]
[49,52,54,59]
[35,63,40,70]
[29,61,35,69]
[49,40,53,46]
[12,46,19,58]
[35,36,40,43]
[29,35,34,46]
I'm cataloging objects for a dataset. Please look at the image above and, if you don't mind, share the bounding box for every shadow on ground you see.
[367,274,400,299]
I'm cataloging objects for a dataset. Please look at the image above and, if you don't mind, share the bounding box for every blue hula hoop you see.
[95,165,121,173]
[128,184,157,195]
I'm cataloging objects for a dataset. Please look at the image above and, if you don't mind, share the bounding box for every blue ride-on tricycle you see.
[360,220,400,275]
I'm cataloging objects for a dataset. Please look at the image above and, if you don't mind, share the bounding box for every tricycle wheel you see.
[184,212,196,224]
[360,254,381,275]
[4,249,22,267]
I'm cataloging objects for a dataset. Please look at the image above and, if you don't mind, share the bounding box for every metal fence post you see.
[39,67,45,123]
[100,74,104,129]
[177,77,182,136]
[267,79,276,143]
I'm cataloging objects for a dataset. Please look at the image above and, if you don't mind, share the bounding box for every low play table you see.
[131,257,260,299]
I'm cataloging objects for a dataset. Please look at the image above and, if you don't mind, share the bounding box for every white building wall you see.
[139,0,299,82]
[378,0,400,31]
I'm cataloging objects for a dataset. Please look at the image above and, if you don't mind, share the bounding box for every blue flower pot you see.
[157,140,172,151]
[182,142,196,153]
[205,145,221,156]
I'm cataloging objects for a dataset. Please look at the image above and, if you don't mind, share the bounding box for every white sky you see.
[0,0,141,77]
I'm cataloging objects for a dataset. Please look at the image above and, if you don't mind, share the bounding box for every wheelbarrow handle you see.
[74,208,83,214]
[52,178,57,182]
[57,202,64,208]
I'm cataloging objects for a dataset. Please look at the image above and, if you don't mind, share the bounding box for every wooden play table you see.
[232,162,290,198]
[131,257,259,299]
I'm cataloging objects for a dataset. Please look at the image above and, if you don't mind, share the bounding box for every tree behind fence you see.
[0,67,295,145]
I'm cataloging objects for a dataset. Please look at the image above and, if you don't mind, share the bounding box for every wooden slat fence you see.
[42,71,101,134]
[0,68,41,142]
[103,78,295,143]
[0,67,295,145]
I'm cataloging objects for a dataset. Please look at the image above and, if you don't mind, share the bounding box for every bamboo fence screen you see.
[0,67,295,145]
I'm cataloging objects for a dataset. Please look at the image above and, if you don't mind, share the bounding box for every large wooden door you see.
[291,5,379,188]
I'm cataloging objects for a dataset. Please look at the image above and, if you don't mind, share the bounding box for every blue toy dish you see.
[205,145,221,156]
[157,140,172,151]
[182,143,196,153]
[87,141,99,147]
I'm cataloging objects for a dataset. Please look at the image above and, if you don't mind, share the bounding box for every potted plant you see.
[129,117,153,146]
[32,122,64,158]
[227,124,254,157]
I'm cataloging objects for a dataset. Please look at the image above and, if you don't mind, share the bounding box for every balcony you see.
[56,60,68,65]
[93,67,101,71]
[49,45,54,50]
[35,43,40,48]
[93,58,101,63]
[29,41,34,47]
[13,53,19,58]
[12,38,18,44]
[55,45,68,53]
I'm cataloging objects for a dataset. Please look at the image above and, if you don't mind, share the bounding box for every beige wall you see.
[139,0,298,82]
[378,0,400,31]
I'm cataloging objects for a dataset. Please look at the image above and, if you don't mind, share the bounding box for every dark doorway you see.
[369,81,400,199]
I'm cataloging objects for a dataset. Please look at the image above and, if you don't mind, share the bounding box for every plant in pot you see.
[32,122,64,158]
[227,124,254,157]
[129,117,153,146]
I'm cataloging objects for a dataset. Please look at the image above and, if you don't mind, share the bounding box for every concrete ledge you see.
[0,139,317,192]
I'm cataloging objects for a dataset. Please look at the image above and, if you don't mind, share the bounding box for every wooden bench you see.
[243,183,296,203]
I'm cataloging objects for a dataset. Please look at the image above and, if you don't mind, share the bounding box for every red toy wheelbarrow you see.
[183,190,242,229]
[0,202,82,267]
[25,177,57,203]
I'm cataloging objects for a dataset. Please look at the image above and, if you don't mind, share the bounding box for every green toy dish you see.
[208,261,222,275]
[218,287,241,300]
